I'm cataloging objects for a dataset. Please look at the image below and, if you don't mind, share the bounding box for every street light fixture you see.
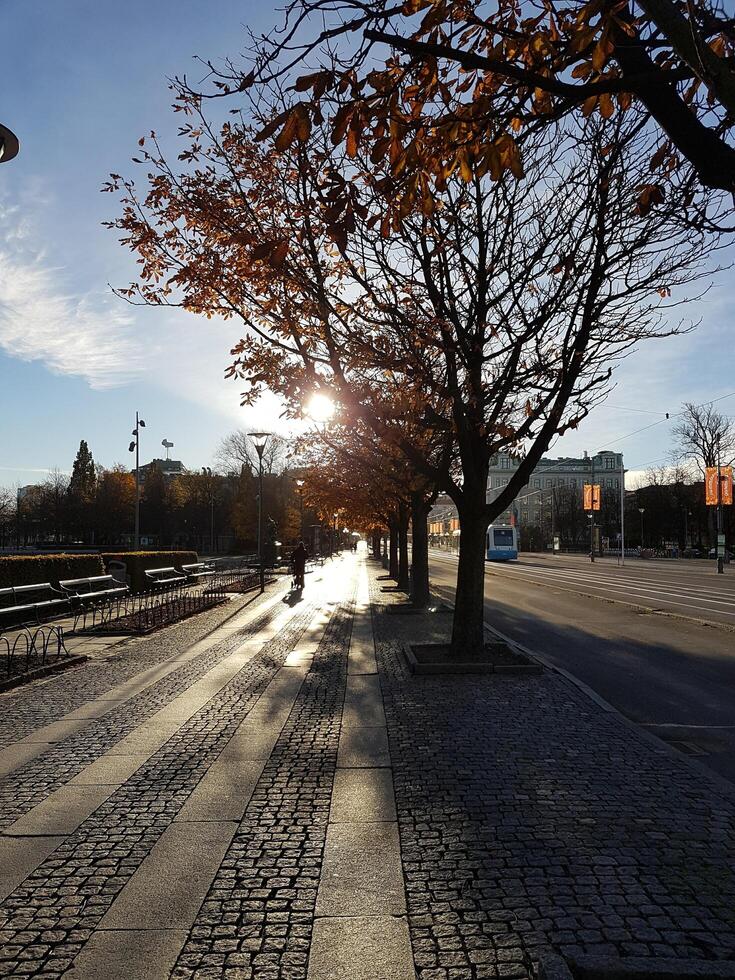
[202,467,215,555]
[638,507,645,550]
[295,479,305,538]
[0,123,19,164]
[249,432,271,592]
[128,413,146,549]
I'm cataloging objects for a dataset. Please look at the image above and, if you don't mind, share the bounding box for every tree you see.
[296,421,441,604]
[94,466,136,545]
[672,401,735,474]
[107,88,719,655]
[216,430,289,475]
[68,440,97,543]
[230,0,735,201]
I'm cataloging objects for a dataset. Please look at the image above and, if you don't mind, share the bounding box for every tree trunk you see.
[410,493,431,608]
[372,530,381,559]
[397,500,410,593]
[388,518,399,580]
[450,509,489,657]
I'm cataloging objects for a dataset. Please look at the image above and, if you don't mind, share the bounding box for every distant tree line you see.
[0,435,318,554]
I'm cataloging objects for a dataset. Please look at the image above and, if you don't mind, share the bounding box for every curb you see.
[0,654,89,693]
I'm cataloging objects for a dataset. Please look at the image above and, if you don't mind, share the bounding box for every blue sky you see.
[0,0,733,490]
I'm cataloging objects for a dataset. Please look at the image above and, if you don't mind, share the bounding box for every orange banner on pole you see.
[722,467,733,505]
[583,484,601,511]
[706,467,734,506]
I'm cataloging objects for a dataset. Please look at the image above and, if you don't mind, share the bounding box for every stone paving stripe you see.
[175,666,310,822]
[347,631,378,674]
[315,822,406,917]
[67,752,151,786]
[336,725,391,768]
[4,783,119,836]
[0,740,53,780]
[10,717,90,745]
[100,820,237,930]
[308,915,415,980]
[63,698,127,720]
[175,759,265,822]
[330,768,397,822]
[104,720,182,755]
[64,928,190,980]
[284,650,314,666]
[0,834,64,902]
[343,674,387,727]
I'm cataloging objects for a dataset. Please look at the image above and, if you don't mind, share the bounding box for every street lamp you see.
[0,123,19,164]
[638,507,645,550]
[249,432,271,592]
[295,479,305,538]
[202,467,215,555]
[128,413,146,549]
[716,433,724,575]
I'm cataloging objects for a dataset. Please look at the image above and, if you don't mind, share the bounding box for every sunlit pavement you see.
[0,552,734,978]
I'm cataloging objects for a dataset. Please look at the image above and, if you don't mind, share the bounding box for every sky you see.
[1,0,733,491]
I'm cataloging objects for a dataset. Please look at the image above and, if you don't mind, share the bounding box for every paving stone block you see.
[101,821,238,930]
[64,928,189,979]
[330,769,397,823]
[316,822,406,917]
[308,915,414,980]
[337,725,391,768]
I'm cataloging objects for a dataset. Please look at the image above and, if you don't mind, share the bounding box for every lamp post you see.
[716,433,724,574]
[638,507,645,550]
[249,432,271,592]
[202,467,215,555]
[333,511,339,557]
[128,412,146,549]
[295,479,305,538]
[0,123,19,164]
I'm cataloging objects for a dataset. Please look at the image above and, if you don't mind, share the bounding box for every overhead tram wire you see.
[601,390,735,451]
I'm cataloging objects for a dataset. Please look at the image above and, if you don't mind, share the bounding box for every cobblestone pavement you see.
[369,562,735,980]
[2,554,735,980]
[0,595,296,831]
[0,593,262,748]
[0,597,322,976]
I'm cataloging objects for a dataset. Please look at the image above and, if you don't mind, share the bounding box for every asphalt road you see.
[428,549,735,785]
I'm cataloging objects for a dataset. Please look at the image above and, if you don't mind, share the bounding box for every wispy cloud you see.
[0,198,148,389]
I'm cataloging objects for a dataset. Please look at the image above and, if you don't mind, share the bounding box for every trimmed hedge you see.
[102,551,198,593]
[0,554,105,589]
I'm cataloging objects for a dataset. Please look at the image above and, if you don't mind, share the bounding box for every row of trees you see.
[105,2,733,655]
[0,437,318,553]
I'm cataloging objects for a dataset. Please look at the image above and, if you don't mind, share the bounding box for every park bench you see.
[144,567,187,590]
[59,575,129,605]
[180,562,215,583]
[0,583,69,629]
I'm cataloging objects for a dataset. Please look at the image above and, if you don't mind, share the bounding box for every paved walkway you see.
[0,553,734,978]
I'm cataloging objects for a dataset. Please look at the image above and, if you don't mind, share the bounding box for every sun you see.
[306,393,335,423]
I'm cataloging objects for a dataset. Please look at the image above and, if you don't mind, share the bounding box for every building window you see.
[545,479,552,488]
[500,457,510,469]
[533,479,540,488]
[604,456,615,469]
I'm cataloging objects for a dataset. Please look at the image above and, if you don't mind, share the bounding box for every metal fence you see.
[1,624,69,682]
[0,564,270,679]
